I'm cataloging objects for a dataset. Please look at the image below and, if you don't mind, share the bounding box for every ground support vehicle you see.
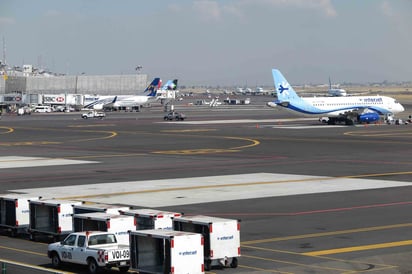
[163,111,186,121]
[0,194,40,236]
[119,208,182,230]
[129,229,204,274]
[73,212,135,245]
[173,215,241,270]
[28,199,82,241]
[73,203,130,215]
[81,111,106,119]
[48,231,130,274]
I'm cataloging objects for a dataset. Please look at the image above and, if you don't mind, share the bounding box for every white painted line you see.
[0,156,98,169]
[12,173,412,207]
[159,118,317,125]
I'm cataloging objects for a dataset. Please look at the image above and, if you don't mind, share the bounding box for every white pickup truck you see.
[48,231,130,274]
[81,111,106,119]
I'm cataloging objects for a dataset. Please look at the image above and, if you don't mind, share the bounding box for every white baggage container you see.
[29,199,82,241]
[129,229,204,274]
[173,215,241,270]
[120,208,182,230]
[0,194,41,236]
[73,212,135,245]
[73,203,130,215]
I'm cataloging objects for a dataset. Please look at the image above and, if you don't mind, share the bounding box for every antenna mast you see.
[2,36,6,65]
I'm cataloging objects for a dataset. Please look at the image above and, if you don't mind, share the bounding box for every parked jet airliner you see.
[267,69,404,125]
[83,77,161,110]
[111,77,161,109]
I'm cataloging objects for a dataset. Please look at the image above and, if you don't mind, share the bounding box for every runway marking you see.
[268,125,344,129]
[0,258,74,274]
[304,240,412,256]
[345,129,412,137]
[0,245,45,256]
[65,129,117,142]
[0,126,14,134]
[242,245,396,272]
[160,118,316,125]
[0,156,98,169]
[12,173,412,207]
[68,124,116,127]
[162,129,218,133]
[242,223,412,245]
[0,141,61,146]
[153,148,239,154]
[152,136,260,155]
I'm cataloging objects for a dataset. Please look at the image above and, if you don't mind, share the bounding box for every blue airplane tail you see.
[162,79,178,91]
[144,77,161,96]
[272,69,300,102]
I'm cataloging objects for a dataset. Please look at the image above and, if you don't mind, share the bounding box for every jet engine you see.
[358,112,380,123]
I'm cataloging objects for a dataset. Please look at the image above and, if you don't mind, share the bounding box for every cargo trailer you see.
[173,215,240,270]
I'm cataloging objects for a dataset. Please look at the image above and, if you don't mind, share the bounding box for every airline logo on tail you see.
[144,77,161,97]
[278,83,289,95]
[162,79,178,91]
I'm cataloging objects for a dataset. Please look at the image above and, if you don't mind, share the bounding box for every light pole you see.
[135,65,143,74]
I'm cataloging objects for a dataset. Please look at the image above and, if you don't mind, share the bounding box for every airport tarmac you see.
[1,95,412,273]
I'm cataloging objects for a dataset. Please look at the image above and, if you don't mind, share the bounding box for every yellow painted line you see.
[344,129,412,137]
[68,124,115,128]
[0,258,73,274]
[153,148,239,154]
[226,136,260,149]
[242,223,412,245]
[243,253,349,273]
[239,263,292,273]
[67,153,147,159]
[304,240,412,256]
[0,141,61,146]
[0,245,45,256]
[152,136,259,155]
[242,245,396,272]
[66,130,117,142]
[161,129,218,133]
[0,126,14,134]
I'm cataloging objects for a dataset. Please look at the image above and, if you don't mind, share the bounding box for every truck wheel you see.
[118,266,129,272]
[51,253,61,268]
[88,258,99,274]
[230,257,238,268]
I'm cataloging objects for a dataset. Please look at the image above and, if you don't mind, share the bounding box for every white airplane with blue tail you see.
[267,69,405,125]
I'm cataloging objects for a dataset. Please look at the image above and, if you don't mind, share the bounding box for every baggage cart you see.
[173,215,240,270]
[120,208,182,230]
[0,194,41,236]
[73,203,130,215]
[129,229,204,274]
[29,199,82,241]
[73,212,135,245]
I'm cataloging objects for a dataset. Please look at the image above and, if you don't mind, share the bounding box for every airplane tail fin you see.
[171,79,178,90]
[162,79,178,91]
[272,69,300,102]
[144,77,161,97]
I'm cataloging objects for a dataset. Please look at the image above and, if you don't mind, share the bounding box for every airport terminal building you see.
[0,72,148,107]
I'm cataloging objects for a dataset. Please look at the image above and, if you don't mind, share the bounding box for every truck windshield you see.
[88,234,117,245]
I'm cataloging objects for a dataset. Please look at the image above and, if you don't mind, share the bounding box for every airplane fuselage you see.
[277,95,404,117]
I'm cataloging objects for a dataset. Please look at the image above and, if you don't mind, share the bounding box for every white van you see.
[34,105,52,113]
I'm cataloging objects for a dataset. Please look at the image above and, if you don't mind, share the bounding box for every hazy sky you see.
[1,0,412,86]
